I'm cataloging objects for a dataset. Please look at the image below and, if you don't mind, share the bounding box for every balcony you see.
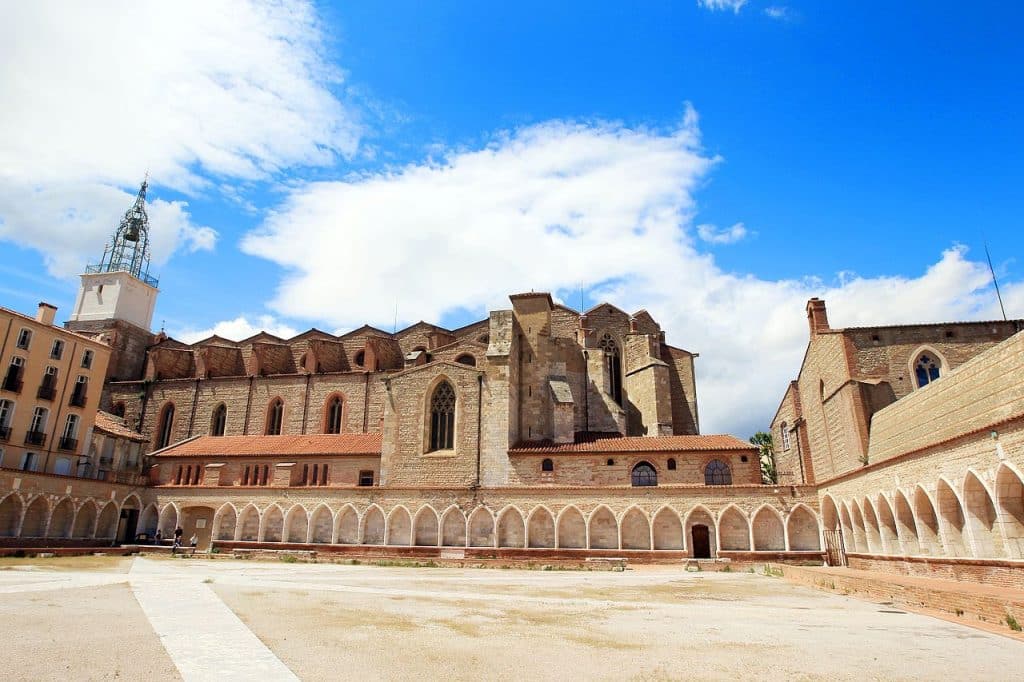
[0,426,9,441]
[2,376,23,394]
[58,436,78,452]
[68,391,87,408]
[24,430,46,446]
[37,384,57,401]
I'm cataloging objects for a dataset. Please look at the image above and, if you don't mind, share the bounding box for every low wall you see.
[846,553,1024,590]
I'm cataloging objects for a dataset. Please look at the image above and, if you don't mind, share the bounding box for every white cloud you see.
[697,222,749,244]
[176,315,300,344]
[697,0,748,13]
[764,6,792,21]
[0,0,358,277]
[242,112,1020,438]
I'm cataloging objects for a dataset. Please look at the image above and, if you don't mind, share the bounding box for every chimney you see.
[36,302,57,327]
[806,298,829,335]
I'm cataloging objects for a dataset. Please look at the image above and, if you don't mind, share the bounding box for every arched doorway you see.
[179,506,216,550]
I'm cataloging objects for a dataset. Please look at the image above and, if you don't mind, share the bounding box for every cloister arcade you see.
[820,462,1024,561]
[0,492,152,543]
[146,500,824,555]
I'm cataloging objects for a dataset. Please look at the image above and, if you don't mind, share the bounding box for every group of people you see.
[153,527,199,553]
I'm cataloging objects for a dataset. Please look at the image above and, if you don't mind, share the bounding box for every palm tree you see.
[749,431,777,484]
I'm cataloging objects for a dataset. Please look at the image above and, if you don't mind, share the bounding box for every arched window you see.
[631,461,657,487]
[324,395,344,434]
[265,399,284,435]
[354,350,365,368]
[667,458,677,470]
[428,381,456,452]
[914,353,941,387]
[704,459,732,486]
[541,458,554,472]
[599,333,623,405]
[780,422,790,451]
[455,354,476,367]
[156,403,174,449]
[211,404,227,436]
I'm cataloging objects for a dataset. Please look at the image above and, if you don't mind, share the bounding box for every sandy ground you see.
[1,556,1022,681]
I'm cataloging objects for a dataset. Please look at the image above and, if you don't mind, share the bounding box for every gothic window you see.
[455,354,476,367]
[266,399,284,435]
[156,403,174,449]
[780,422,791,451]
[914,353,941,388]
[324,396,344,434]
[704,459,732,486]
[542,458,554,472]
[211,404,227,436]
[631,461,657,487]
[599,333,623,405]
[428,381,456,452]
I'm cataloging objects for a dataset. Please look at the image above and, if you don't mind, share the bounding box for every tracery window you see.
[325,396,343,434]
[428,381,456,451]
[914,353,941,388]
[704,459,732,486]
[211,404,227,436]
[631,461,657,487]
[156,403,174,449]
[265,399,283,435]
[599,333,623,405]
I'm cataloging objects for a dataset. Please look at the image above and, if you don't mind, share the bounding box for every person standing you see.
[189,533,198,554]
[172,526,183,553]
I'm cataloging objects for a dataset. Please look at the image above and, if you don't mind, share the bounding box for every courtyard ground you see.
[0,556,1021,681]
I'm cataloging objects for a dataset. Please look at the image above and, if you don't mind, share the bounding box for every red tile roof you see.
[509,434,755,454]
[152,433,383,458]
[93,411,149,442]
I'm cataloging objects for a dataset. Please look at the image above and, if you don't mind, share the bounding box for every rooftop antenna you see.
[984,242,1008,321]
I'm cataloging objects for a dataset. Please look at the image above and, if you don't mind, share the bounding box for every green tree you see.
[749,431,777,484]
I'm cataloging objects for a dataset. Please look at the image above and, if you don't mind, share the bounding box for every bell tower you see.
[66,179,159,382]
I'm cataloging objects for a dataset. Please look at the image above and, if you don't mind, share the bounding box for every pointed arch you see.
[588,505,618,550]
[335,504,360,544]
[847,501,868,553]
[874,495,899,554]
[556,506,586,549]
[261,505,284,542]
[893,490,921,555]
[752,505,786,551]
[237,504,260,541]
[361,505,385,544]
[860,498,883,553]
[652,506,683,550]
[962,470,1006,558]
[265,397,284,435]
[95,501,118,540]
[936,478,968,557]
[786,504,821,551]
[214,503,237,542]
[139,504,159,538]
[820,495,840,531]
[46,497,74,539]
[496,506,526,548]
[413,505,440,546]
[322,392,347,434]
[995,463,1024,559]
[72,501,97,539]
[0,493,24,537]
[909,345,947,389]
[684,505,716,558]
[912,486,943,555]
[620,506,651,550]
[467,507,495,547]
[718,505,751,551]
[155,401,175,449]
[308,504,333,543]
[427,378,457,452]
[386,506,412,546]
[526,506,555,548]
[157,503,179,537]
[210,403,227,436]
[837,500,855,547]
[120,494,143,513]
[283,505,309,544]
[440,506,467,547]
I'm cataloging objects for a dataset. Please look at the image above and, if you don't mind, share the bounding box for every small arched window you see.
[455,354,476,367]
[211,404,227,436]
[704,459,732,486]
[914,353,941,387]
[265,399,284,435]
[780,422,790,451]
[667,458,677,470]
[599,333,623,405]
[325,395,344,434]
[631,461,657,487]
[541,458,554,472]
[156,403,174,449]
[428,381,456,451]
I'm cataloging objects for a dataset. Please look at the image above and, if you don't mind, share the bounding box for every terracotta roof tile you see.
[153,433,383,458]
[94,411,149,442]
[509,434,754,454]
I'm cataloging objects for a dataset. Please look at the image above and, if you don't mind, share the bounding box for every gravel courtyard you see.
[0,556,1020,681]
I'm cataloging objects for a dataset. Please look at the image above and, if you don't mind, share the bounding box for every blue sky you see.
[1,1,1021,436]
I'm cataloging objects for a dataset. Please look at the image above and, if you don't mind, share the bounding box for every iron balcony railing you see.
[84,263,159,287]
[37,384,57,401]
[58,436,78,452]
[24,430,46,446]
[2,376,23,394]
[69,391,87,408]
